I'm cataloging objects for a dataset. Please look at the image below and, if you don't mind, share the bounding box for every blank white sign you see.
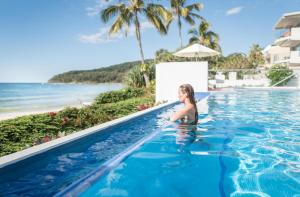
[155,61,208,102]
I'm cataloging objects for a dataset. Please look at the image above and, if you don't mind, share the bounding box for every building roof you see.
[274,11,300,29]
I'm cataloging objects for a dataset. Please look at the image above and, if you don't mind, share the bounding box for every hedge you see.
[94,87,144,105]
[0,89,154,157]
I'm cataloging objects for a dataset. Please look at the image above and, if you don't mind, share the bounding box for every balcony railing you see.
[290,51,300,64]
[275,27,300,47]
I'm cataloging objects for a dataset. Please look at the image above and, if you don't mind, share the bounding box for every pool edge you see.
[0,101,176,168]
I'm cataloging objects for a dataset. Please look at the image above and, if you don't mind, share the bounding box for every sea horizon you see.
[0,83,124,120]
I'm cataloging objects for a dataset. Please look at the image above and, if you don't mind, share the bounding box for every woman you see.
[170,84,198,125]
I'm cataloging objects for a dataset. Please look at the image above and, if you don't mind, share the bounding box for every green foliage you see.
[125,63,155,88]
[100,0,170,88]
[266,64,293,86]
[248,44,265,69]
[188,20,221,52]
[214,53,249,69]
[93,88,145,104]
[169,0,204,47]
[48,59,153,83]
[154,48,194,63]
[92,97,154,119]
[0,89,154,157]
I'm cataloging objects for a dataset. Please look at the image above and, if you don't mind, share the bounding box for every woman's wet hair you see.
[179,84,198,125]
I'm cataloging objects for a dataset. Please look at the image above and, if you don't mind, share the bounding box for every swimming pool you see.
[1,90,299,196]
[62,89,300,197]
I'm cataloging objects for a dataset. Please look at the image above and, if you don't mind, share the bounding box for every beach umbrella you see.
[173,43,220,59]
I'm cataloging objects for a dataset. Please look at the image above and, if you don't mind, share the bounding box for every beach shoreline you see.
[0,103,91,121]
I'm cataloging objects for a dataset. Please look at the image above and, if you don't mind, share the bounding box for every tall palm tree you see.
[101,0,170,87]
[169,0,203,48]
[188,20,221,52]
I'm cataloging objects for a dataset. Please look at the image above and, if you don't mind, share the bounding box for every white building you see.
[274,11,300,67]
[263,11,300,87]
[262,45,290,67]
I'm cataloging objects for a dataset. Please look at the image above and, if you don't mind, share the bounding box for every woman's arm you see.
[170,107,190,122]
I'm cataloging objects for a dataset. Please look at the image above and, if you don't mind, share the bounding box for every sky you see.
[0,0,299,82]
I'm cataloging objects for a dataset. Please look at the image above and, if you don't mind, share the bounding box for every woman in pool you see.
[170,84,198,125]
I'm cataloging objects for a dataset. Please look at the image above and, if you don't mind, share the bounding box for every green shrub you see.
[94,97,154,119]
[266,64,294,86]
[93,87,144,105]
[0,94,154,157]
[125,63,155,88]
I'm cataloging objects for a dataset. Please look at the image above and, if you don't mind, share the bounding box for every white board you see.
[155,62,208,102]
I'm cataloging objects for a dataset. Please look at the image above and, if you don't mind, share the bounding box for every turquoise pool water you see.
[1,90,299,196]
[75,90,299,197]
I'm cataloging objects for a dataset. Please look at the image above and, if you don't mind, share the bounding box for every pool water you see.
[1,90,299,196]
[0,104,176,196]
[78,90,300,197]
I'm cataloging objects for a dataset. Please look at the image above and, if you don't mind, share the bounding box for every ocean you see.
[0,83,123,114]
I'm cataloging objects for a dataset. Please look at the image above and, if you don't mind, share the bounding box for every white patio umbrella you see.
[173,43,220,59]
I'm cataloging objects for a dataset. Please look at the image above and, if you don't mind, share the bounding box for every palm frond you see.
[180,7,189,17]
[145,4,171,34]
[109,16,126,34]
[188,28,198,36]
[145,12,167,35]
[186,3,203,11]
[189,37,199,44]
[189,12,204,20]
[207,31,219,42]
[147,3,172,22]
[170,0,178,9]
[101,4,124,23]
[183,15,196,25]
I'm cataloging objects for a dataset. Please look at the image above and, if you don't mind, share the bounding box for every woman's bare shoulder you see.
[185,104,195,111]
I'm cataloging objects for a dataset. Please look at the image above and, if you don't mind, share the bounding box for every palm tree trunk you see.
[134,12,150,87]
[177,15,182,48]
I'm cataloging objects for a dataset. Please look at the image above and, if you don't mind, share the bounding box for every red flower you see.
[61,117,69,125]
[137,104,151,111]
[42,135,51,143]
[48,112,57,117]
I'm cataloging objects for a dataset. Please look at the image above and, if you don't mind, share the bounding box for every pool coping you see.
[238,86,300,90]
[0,101,176,168]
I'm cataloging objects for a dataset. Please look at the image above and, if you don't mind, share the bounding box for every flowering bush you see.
[0,89,154,157]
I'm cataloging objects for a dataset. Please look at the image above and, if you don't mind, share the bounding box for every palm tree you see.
[248,44,265,68]
[188,20,221,52]
[101,0,170,87]
[169,0,203,48]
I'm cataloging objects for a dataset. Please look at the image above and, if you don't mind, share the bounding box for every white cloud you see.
[226,6,243,16]
[86,0,116,17]
[79,21,154,44]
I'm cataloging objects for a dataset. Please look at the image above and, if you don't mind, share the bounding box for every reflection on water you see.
[175,124,197,152]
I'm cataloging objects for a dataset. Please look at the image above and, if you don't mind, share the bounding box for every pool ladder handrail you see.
[270,73,298,87]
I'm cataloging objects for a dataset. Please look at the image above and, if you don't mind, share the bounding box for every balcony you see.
[290,51,300,65]
[275,27,300,47]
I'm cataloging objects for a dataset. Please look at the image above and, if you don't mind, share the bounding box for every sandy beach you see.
[0,103,91,121]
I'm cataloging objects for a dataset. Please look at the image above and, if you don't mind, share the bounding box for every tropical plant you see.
[248,44,265,69]
[266,64,293,86]
[94,87,144,104]
[188,20,221,52]
[169,0,203,48]
[154,48,194,63]
[125,62,155,88]
[216,53,249,69]
[101,0,170,87]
